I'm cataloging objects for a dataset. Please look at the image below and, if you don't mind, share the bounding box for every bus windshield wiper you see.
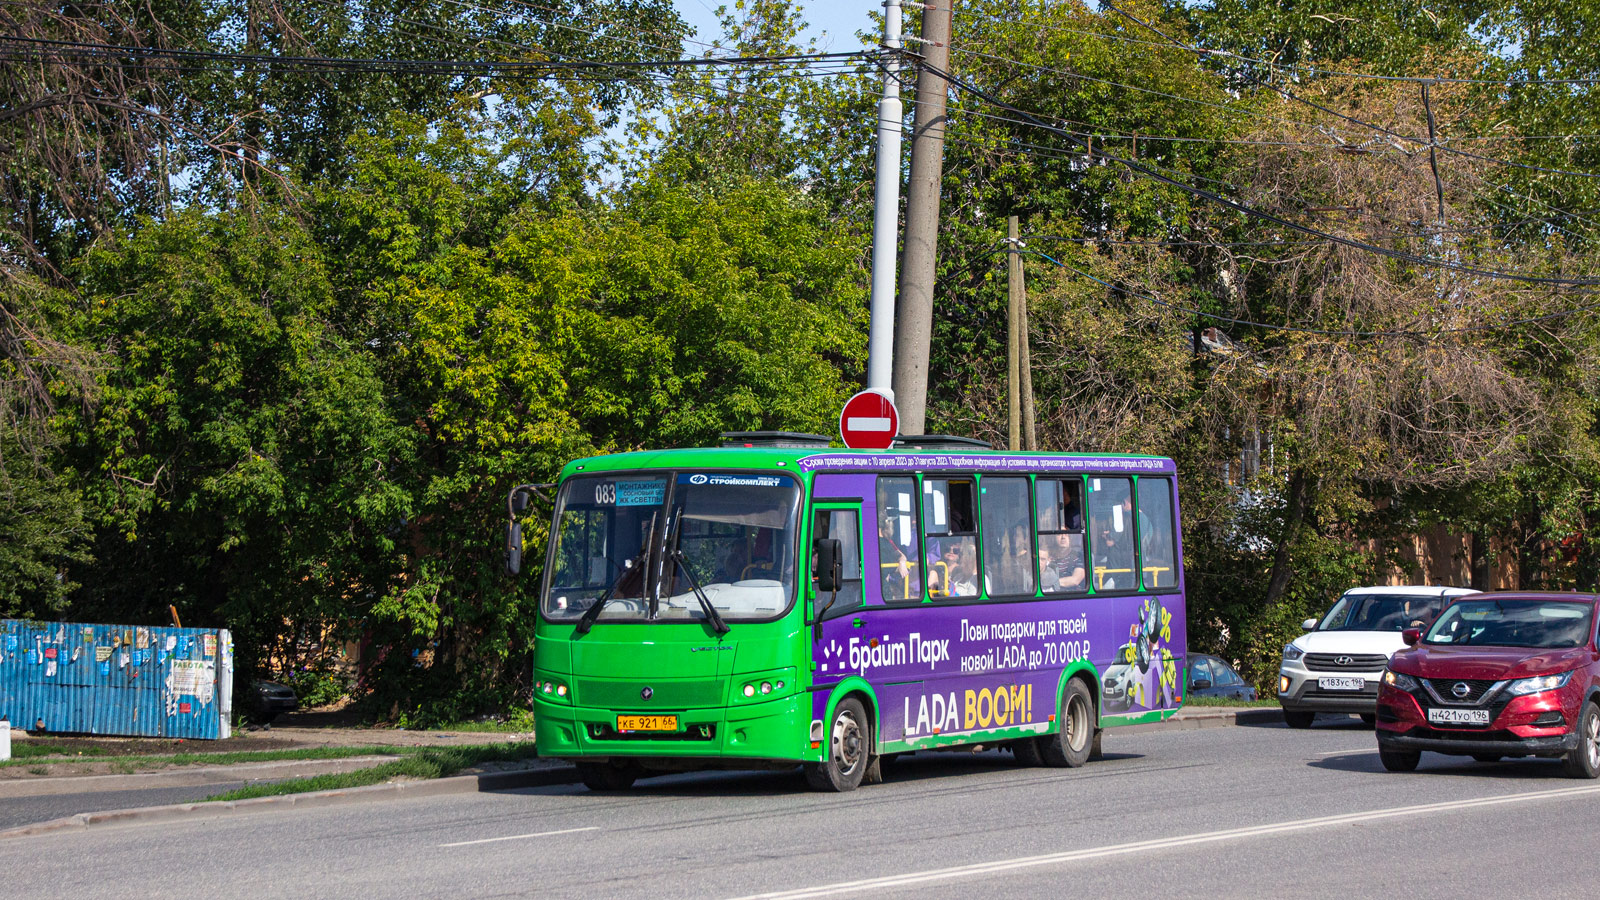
[669,549,730,635]
[575,513,657,636]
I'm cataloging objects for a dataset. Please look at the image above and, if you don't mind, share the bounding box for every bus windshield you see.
[543,472,801,624]
[1424,599,1594,648]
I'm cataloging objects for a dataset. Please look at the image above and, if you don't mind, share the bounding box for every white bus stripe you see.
[728,784,1600,899]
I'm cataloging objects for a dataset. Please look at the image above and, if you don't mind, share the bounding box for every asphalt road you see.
[0,781,249,830]
[7,716,1600,898]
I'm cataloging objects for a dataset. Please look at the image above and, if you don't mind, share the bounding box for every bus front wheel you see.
[1040,680,1094,768]
[805,698,871,792]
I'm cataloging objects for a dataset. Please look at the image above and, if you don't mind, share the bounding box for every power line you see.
[918,60,1600,287]
[0,34,877,76]
[1096,1,1600,182]
[954,4,1600,88]
[1019,247,1600,339]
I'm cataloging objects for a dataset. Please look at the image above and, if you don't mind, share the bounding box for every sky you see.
[672,1,878,54]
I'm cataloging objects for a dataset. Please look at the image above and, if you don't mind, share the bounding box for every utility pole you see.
[1007,217,1021,451]
[865,0,905,397]
[1006,215,1036,450]
[1016,221,1036,450]
[891,0,954,435]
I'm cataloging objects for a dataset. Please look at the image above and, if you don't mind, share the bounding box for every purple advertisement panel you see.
[798,452,1175,476]
[812,592,1186,744]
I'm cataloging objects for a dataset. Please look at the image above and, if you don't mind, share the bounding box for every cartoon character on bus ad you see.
[1102,596,1179,712]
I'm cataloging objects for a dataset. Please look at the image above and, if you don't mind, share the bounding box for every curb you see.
[0,764,583,840]
[1123,707,1283,734]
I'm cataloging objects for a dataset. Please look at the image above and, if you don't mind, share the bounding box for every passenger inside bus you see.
[1048,532,1086,591]
[948,541,979,597]
[878,513,913,600]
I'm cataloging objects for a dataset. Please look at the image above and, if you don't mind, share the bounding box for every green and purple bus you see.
[513,434,1186,791]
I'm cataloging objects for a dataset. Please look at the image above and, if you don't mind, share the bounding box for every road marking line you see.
[1316,748,1373,756]
[440,826,597,848]
[729,784,1600,900]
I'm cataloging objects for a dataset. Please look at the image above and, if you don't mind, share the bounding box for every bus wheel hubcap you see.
[835,713,863,771]
[1066,695,1090,751]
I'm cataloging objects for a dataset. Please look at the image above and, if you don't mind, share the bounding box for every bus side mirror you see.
[813,537,843,594]
[512,490,530,514]
[1402,628,1421,647]
[505,522,523,575]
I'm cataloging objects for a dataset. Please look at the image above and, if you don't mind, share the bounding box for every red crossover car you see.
[1376,592,1600,777]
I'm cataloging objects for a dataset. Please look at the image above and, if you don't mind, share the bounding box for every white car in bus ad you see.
[1278,586,1477,728]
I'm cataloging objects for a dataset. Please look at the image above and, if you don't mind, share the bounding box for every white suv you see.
[1278,586,1477,728]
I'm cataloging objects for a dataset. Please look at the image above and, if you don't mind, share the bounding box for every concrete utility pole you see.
[865,0,905,397]
[891,0,954,435]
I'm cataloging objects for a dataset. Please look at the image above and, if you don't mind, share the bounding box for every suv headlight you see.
[1382,670,1420,692]
[1282,643,1304,662]
[1505,671,1573,697]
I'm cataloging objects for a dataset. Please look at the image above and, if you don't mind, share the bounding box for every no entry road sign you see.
[839,389,899,450]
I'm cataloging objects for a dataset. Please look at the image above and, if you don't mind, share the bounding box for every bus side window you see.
[924,477,978,598]
[1088,477,1136,591]
[980,477,1035,597]
[1035,479,1086,594]
[1136,478,1177,589]
[877,477,922,602]
[812,509,863,611]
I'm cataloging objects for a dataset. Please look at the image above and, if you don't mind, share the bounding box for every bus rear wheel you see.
[1040,680,1094,768]
[805,698,870,792]
[578,761,639,791]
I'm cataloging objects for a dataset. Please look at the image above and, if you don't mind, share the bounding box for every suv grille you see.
[1424,678,1499,705]
[1304,653,1388,671]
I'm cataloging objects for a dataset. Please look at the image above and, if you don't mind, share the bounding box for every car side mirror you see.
[1191,678,1212,691]
[813,537,843,594]
[1301,618,1318,631]
[505,522,523,575]
[1402,628,1421,647]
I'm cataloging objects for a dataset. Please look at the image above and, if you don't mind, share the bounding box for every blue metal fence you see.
[0,620,233,739]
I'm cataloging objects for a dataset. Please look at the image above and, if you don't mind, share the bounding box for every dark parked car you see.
[1376,592,1600,777]
[1188,654,1257,702]
[247,680,299,723]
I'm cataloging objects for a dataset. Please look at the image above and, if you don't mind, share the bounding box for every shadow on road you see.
[1238,714,1372,730]
[1308,750,1568,779]
[508,747,1151,799]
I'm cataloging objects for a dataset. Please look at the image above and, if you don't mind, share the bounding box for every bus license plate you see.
[617,715,678,732]
[1428,708,1491,726]
[1318,676,1366,691]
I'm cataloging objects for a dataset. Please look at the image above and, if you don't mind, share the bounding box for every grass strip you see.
[0,745,409,770]
[1182,695,1281,708]
[205,742,538,802]
[7,741,114,760]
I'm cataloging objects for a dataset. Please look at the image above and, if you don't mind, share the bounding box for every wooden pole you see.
[1007,215,1022,450]
[1017,226,1037,451]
